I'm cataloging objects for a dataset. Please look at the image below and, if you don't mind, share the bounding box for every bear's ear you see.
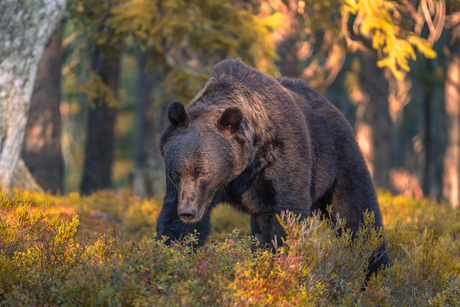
[217,107,243,134]
[168,100,188,126]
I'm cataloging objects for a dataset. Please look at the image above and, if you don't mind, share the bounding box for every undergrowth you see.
[1,187,459,306]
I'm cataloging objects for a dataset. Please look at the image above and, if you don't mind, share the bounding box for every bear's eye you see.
[172,172,180,179]
[198,172,209,179]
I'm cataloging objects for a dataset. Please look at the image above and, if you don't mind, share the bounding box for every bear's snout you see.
[178,208,197,223]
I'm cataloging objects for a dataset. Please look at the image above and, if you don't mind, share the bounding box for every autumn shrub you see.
[379,190,460,240]
[230,209,383,306]
[1,187,460,306]
[0,186,80,304]
[210,203,251,241]
[11,188,163,241]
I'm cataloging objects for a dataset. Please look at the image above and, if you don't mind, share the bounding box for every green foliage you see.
[1,188,460,305]
[107,0,282,101]
[66,0,282,103]
[106,0,281,66]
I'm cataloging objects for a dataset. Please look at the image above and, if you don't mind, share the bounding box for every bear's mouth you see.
[180,214,203,224]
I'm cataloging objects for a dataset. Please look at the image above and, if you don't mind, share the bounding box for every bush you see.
[1,187,459,305]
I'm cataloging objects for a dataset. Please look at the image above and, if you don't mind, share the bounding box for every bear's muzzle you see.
[178,207,197,223]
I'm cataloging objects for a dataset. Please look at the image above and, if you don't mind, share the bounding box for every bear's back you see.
[276,77,357,144]
[277,78,346,126]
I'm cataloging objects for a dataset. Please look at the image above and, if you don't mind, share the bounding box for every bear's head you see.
[161,100,245,224]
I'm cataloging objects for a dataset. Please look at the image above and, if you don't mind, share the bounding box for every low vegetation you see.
[1,187,459,306]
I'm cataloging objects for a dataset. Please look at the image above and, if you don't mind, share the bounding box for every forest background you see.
[3,0,460,305]
[0,0,458,206]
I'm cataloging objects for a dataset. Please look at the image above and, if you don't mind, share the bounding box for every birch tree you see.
[0,0,67,189]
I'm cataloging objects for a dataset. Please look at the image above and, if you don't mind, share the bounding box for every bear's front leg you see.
[156,180,211,245]
[250,213,288,250]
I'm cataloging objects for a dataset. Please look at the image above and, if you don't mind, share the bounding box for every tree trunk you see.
[277,1,301,78]
[278,34,302,78]
[11,159,44,192]
[22,27,64,194]
[422,59,433,197]
[80,45,121,195]
[130,49,154,198]
[356,51,391,189]
[443,34,460,208]
[0,0,66,189]
[134,50,154,170]
[149,84,171,196]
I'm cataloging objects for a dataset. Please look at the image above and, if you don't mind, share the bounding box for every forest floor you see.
[1,188,459,306]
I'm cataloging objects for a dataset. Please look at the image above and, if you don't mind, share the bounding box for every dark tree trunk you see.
[129,49,154,198]
[80,45,121,195]
[356,51,391,189]
[276,1,301,78]
[278,33,301,78]
[149,83,171,196]
[422,59,433,196]
[134,50,154,169]
[22,27,64,194]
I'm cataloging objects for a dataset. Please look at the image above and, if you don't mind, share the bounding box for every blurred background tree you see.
[442,0,460,206]
[6,0,460,208]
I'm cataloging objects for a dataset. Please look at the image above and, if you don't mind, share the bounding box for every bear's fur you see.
[156,59,389,277]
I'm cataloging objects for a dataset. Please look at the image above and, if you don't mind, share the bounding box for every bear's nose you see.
[178,208,197,222]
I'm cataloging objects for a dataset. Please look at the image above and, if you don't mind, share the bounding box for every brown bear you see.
[156,59,389,278]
